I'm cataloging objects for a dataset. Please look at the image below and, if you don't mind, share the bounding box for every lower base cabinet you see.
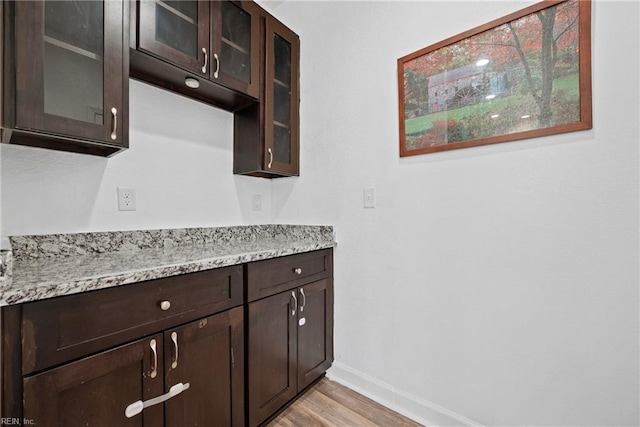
[23,307,244,427]
[246,250,334,426]
[1,250,333,427]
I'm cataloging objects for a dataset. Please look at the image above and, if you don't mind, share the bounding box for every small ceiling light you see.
[485,94,496,100]
[491,114,500,119]
[185,77,200,89]
[476,59,489,67]
[521,114,531,119]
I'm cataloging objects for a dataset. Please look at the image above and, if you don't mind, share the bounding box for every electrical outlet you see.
[118,188,136,211]
[252,194,262,211]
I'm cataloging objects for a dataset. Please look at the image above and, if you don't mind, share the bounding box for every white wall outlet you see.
[364,187,376,208]
[252,194,262,211]
[118,188,136,211]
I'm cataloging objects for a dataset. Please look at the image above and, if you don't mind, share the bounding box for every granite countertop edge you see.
[0,225,336,306]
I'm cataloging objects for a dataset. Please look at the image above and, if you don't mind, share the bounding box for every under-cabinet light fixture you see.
[185,77,200,89]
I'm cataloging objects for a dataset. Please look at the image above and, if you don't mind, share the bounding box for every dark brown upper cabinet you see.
[131,0,259,111]
[1,0,129,156]
[234,10,300,178]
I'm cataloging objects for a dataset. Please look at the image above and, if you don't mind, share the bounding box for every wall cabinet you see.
[1,0,129,156]
[246,250,333,426]
[234,10,300,177]
[131,0,260,111]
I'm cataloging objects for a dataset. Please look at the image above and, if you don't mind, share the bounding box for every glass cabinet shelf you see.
[222,37,249,55]
[44,36,103,61]
[157,0,196,25]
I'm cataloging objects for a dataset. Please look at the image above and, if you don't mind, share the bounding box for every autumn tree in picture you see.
[399,0,591,156]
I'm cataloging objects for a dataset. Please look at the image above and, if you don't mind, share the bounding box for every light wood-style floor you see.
[268,378,424,427]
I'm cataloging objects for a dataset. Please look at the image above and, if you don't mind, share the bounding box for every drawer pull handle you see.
[150,339,158,379]
[299,288,306,312]
[171,332,179,369]
[291,291,297,317]
[125,382,190,418]
[202,47,208,73]
[294,267,303,275]
[159,300,171,311]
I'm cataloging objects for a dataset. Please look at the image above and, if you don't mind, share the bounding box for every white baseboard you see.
[327,362,484,427]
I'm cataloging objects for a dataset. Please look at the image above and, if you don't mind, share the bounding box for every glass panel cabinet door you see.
[14,0,126,145]
[137,0,209,76]
[264,17,299,175]
[212,1,259,98]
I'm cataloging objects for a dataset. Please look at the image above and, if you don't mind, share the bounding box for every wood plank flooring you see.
[267,378,424,427]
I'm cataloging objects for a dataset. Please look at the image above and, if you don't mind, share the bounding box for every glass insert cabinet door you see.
[137,0,210,76]
[14,0,126,145]
[264,17,299,175]
[212,1,259,98]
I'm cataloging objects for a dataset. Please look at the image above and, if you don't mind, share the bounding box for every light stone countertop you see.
[1,225,335,305]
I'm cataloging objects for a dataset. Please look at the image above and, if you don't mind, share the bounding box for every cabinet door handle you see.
[202,47,208,73]
[149,339,158,379]
[291,291,297,316]
[125,382,191,418]
[213,53,220,79]
[171,331,179,369]
[110,107,117,140]
[268,148,273,168]
[299,288,306,312]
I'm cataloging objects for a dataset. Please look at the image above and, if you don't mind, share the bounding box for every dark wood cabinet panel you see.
[164,307,244,427]
[247,290,298,427]
[2,0,129,156]
[211,1,260,98]
[137,0,210,76]
[246,250,334,426]
[297,279,333,391]
[22,265,243,375]
[246,249,332,302]
[23,334,164,427]
[234,9,300,178]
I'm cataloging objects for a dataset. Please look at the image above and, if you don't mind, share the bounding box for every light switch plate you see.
[364,187,376,208]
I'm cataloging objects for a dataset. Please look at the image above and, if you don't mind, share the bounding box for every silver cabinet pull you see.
[171,332,179,369]
[159,300,171,311]
[150,339,158,379]
[202,47,208,73]
[299,288,306,312]
[125,382,190,418]
[213,53,220,79]
[110,107,117,140]
[294,268,302,275]
[268,148,273,168]
[291,291,297,317]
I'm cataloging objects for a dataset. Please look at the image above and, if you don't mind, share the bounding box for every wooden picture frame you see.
[398,0,592,157]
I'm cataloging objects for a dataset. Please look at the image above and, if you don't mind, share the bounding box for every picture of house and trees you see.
[402,0,584,151]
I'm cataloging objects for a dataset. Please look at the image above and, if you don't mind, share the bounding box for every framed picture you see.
[398,0,592,157]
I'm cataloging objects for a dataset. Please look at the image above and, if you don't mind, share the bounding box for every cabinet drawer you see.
[247,249,332,302]
[22,265,243,374]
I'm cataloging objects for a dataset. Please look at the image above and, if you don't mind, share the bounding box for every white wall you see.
[1,79,272,236]
[271,1,639,426]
